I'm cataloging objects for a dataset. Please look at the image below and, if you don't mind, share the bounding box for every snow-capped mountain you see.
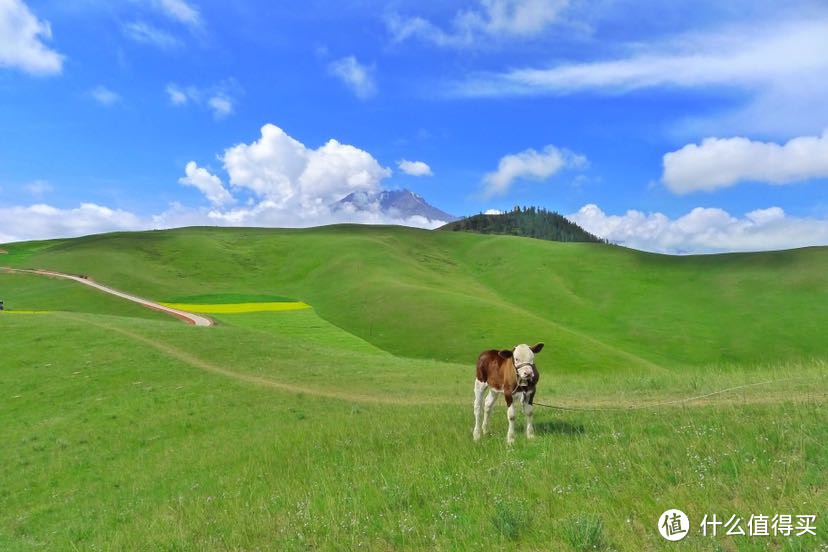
[332,189,459,224]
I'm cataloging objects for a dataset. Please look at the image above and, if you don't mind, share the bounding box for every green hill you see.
[3,225,826,372]
[439,206,603,243]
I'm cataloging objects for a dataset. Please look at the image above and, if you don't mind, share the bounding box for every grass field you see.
[160,302,310,313]
[1,226,826,550]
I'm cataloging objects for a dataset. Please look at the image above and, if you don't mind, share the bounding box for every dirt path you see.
[61,313,446,406]
[1,267,214,327]
[55,313,827,408]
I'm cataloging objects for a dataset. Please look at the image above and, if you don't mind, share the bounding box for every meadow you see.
[1,226,826,550]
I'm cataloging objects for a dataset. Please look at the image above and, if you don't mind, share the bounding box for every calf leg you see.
[522,399,535,439]
[472,379,487,441]
[506,400,517,445]
[481,389,498,435]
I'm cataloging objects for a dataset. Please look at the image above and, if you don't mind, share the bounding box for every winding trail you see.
[67,313,447,406]
[1,267,214,326]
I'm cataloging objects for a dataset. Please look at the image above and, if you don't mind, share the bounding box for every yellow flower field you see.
[160,302,310,314]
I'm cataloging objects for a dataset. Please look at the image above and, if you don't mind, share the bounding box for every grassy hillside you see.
[0,271,169,320]
[3,226,827,371]
[1,227,826,550]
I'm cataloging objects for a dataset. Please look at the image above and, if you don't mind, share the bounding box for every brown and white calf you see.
[473,343,544,444]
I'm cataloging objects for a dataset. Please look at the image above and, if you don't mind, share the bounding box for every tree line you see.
[440,206,605,243]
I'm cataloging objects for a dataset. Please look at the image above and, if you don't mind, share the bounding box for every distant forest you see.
[439,206,605,243]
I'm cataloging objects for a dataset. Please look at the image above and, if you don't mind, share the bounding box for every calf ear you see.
[498,349,513,359]
[531,342,545,353]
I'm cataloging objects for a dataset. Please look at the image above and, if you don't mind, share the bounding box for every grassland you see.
[4,226,828,370]
[1,226,826,550]
[160,301,310,314]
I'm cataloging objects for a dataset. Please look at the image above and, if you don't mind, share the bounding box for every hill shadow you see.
[534,420,585,436]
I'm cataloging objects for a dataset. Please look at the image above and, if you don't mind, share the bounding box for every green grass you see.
[1,226,826,550]
[2,226,827,370]
[1,312,824,550]
[164,293,297,303]
[0,271,169,321]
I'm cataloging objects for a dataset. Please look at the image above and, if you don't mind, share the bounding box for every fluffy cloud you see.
[0,200,447,244]
[221,124,391,211]
[388,0,569,47]
[484,208,504,215]
[6,198,823,254]
[568,204,828,254]
[178,162,234,206]
[0,0,64,75]
[397,159,433,176]
[0,125,419,243]
[662,131,828,194]
[328,56,376,99]
[0,203,145,243]
[483,145,585,196]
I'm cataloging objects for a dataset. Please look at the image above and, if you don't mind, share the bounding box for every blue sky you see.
[1,0,827,253]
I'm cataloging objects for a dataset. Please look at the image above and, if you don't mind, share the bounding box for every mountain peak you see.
[333,189,459,224]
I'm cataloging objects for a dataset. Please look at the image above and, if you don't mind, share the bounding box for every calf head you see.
[499,342,544,383]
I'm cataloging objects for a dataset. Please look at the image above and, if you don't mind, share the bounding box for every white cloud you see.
[24,180,53,198]
[165,83,188,105]
[328,56,376,99]
[153,0,201,28]
[662,131,828,194]
[450,17,828,136]
[6,198,822,254]
[0,125,454,243]
[0,0,64,75]
[207,95,232,118]
[568,203,828,254]
[123,21,181,49]
[388,0,569,47]
[397,159,433,176]
[178,161,234,206]
[0,203,145,243]
[454,18,828,95]
[88,86,121,106]
[482,145,586,196]
[222,124,391,210]
[484,208,504,215]
[0,200,447,244]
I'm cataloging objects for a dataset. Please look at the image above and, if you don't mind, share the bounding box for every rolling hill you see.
[3,225,826,372]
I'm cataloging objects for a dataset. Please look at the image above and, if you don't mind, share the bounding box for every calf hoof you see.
[507,434,515,446]
[473,428,481,441]
[526,432,536,440]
